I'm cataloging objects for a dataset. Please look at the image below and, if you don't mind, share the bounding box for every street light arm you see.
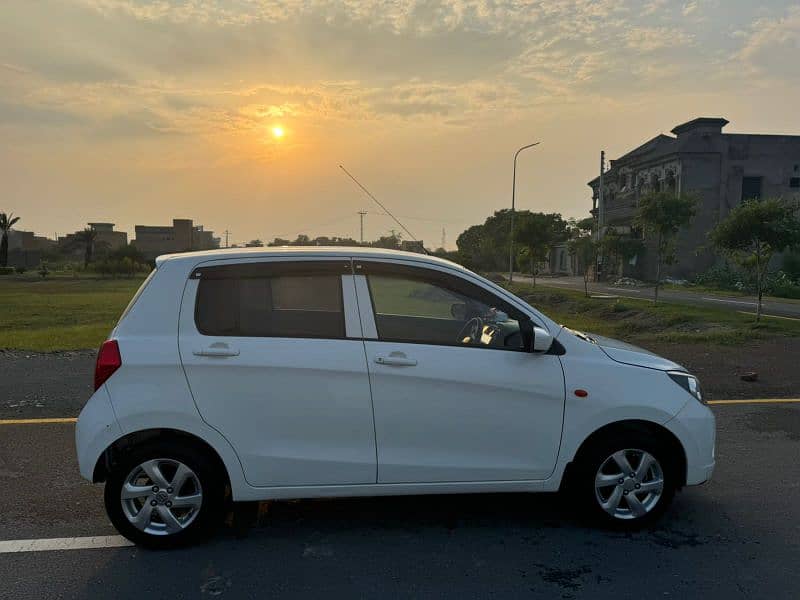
[509,141,541,284]
[513,141,541,163]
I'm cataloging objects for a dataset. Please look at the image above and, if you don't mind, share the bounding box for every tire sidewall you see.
[104,441,225,548]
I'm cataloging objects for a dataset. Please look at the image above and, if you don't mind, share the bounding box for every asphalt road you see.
[1,358,799,598]
[516,275,800,320]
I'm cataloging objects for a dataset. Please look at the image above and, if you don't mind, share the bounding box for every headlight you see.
[667,371,704,404]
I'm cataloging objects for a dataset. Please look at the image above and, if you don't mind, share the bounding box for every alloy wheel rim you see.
[594,449,664,520]
[120,458,203,536]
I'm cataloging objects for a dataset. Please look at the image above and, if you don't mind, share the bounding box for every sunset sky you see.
[2,1,799,248]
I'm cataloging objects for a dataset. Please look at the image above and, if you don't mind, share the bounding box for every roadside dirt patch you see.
[640,338,800,399]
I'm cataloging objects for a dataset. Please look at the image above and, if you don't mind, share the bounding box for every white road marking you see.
[0,536,133,554]
[607,288,642,293]
[701,296,756,306]
[737,311,800,322]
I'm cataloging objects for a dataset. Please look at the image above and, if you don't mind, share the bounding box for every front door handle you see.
[193,345,240,357]
[375,352,417,367]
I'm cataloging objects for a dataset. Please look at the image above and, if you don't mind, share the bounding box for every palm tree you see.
[75,228,98,267]
[0,212,21,267]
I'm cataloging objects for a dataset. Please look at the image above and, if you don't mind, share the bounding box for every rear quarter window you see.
[193,262,346,339]
[118,267,157,323]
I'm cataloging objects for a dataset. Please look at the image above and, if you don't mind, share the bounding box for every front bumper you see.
[665,397,716,486]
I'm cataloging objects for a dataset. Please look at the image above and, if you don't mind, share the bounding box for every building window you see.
[791,177,800,189]
[741,176,762,201]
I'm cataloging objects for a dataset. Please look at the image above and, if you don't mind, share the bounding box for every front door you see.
[179,258,377,487]
[356,261,565,483]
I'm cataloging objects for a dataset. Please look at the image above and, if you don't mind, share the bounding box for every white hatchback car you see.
[76,247,715,547]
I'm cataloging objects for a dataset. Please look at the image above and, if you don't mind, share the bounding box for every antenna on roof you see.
[338,165,430,254]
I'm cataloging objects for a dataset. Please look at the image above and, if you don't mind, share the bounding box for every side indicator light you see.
[574,389,589,398]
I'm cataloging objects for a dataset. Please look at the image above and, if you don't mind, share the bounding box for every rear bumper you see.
[75,386,122,481]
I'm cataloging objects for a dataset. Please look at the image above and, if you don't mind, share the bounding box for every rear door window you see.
[193,261,348,339]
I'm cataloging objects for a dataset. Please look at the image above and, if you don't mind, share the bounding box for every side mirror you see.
[531,326,554,353]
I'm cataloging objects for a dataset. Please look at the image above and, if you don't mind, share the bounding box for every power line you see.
[338,165,427,252]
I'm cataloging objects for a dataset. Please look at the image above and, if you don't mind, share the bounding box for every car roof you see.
[155,246,467,272]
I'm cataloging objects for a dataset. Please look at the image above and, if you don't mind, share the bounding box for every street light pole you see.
[509,141,540,284]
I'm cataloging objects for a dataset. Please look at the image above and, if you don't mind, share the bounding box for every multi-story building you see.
[133,219,220,259]
[588,117,800,280]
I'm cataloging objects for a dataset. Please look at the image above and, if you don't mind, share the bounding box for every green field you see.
[0,277,146,351]
[2,275,798,352]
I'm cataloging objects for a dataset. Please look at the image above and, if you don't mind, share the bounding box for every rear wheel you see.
[104,441,226,548]
[573,432,677,528]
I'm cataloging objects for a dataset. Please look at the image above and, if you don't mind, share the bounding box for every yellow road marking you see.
[1,400,799,425]
[707,399,800,405]
[0,417,77,425]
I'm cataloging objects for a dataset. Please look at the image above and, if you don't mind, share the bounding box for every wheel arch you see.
[92,428,231,488]
[562,419,688,490]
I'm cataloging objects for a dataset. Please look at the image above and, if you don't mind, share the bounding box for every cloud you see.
[736,5,800,79]
[624,27,695,52]
[682,2,698,17]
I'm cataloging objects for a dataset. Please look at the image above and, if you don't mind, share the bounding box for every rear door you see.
[355,260,565,483]
[178,257,377,487]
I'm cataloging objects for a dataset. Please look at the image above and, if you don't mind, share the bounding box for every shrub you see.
[694,264,746,291]
[15,266,27,274]
[783,252,800,281]
[0,266,15,275]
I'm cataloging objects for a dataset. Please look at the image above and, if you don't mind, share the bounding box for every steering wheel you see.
[457,317,484,344]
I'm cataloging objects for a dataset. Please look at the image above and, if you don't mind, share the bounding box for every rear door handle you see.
[193,346,240,357]
[374,353,417,367]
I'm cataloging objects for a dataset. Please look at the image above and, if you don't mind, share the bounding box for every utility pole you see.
[598,150,605,238]
[223,230,230,248]
[441,227,446,251]
[358,211,367,244]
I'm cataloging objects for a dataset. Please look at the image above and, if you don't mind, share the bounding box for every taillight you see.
[95,340,122,391]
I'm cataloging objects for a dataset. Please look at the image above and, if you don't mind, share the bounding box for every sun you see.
[271,125,285,139]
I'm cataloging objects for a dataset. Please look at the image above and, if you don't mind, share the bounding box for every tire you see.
[571,430,678,529]
[104,440,226,548]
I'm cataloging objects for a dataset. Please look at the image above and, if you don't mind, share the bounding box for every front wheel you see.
[574,433,678,528]
[104,441,226,548]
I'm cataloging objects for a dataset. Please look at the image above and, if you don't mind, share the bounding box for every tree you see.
[372,232,402,250]
[0,212,21,267]
[245,239,264,247]
[74,228,98,267]
[635,191,697,303]
[514,212,569,286]
[598,230,644,280]
[710,198,800,321]
[568,236,598,297]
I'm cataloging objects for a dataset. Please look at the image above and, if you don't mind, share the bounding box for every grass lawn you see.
[0,277,146,351]
[508,282,800,344]
[2,274,798,352]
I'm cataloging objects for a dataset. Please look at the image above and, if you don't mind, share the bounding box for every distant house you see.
[588,117,800,280]
[132,218,220,259]
[7,229,56,268]
[59,223,128,259]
